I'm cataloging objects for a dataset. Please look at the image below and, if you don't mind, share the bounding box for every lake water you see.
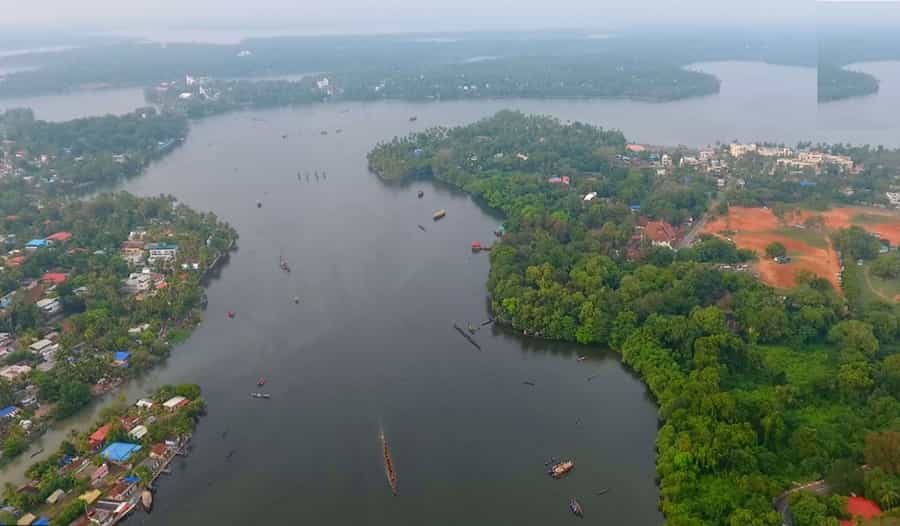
[0,86,147,122]
[1,59,898,524]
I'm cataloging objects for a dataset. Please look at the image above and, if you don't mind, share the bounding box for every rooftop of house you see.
[644,220,678,243]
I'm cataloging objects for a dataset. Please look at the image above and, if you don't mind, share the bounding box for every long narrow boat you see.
[569,498,584,518]
[381,432,398,496]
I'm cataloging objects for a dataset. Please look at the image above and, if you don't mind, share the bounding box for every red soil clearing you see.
[793,207,900,245]
[703,207,842,290]
[840,496,881,526]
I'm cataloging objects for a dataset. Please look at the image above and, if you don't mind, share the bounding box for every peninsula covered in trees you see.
[368,111,900,525]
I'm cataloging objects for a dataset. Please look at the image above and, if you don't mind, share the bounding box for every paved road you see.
[773,480,830,526]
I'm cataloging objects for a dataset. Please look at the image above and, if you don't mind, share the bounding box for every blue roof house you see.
[100,442,142,462]
[113,351,131,361]
[0,406,17,418]
[25,239,48,249]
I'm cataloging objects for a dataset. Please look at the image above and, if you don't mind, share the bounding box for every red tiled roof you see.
[841,496,881,526]
[41,272,67,284]
[45,232,72,242]
[89,423,112,445]
[150,443,167,457]
[644,220,678,244]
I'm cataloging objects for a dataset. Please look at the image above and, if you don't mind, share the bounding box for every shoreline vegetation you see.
[818,65,880,103]
[142,62,722,120]
[0,30,817,104]
[368,111,900,525]
[0,107,237,469]
[0,384,204,526]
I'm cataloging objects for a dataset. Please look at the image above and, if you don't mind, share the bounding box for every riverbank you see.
[0,384,204,526]
[367,111,900,524]
[0,193,236,469]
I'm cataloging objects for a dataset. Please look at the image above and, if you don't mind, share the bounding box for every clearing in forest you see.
[701,206,900,290]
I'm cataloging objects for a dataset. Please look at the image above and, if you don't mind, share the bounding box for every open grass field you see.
[865,265,900,302]
[703,206,900,291]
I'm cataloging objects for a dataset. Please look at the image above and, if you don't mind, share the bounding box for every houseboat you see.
[433,209,446,221]
[471,241,481,252]
[548,460,574,479]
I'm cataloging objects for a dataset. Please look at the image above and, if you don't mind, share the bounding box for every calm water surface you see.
[0,87,147,121]
[112,106,661,525]
[817,61,900,147]
[6,60,898,525]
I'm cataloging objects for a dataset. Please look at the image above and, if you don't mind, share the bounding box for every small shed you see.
[128,425,148,440]
[16,513,35,526]
[135,399,154,409]
[45,488,65,505]
[79,489,101,505]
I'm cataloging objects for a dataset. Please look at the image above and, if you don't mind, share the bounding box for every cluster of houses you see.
[0,228,194,461]
[625,144,727,179]
[0,142,52,182]
[728,142,858,174]
[8,394,194,526]
[0,137,140,193]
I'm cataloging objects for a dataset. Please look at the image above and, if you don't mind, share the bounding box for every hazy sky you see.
[0,0,814,35]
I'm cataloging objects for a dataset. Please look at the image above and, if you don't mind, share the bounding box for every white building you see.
[129,425,148,440]
[122,273,152,295]
[35,298,61,316]
[163,396,187,410]
[729,143,757,157]
[146,243,177,262]
[135,399,154,409]
[757,146,792,157]
[887,192,900,207]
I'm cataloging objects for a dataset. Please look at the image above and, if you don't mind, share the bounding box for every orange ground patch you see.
[703,206,844,290]
[793,206,900,245]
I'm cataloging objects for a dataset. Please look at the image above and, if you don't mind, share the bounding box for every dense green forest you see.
[0,29,812,100]
[148,58,722,119]
[817,27,900,102]
[368,111,900,525]
[0,107,187,194]
[818,65,879,103]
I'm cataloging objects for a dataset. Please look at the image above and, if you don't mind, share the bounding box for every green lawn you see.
[867,266,900,301]
[774,226,829,249]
